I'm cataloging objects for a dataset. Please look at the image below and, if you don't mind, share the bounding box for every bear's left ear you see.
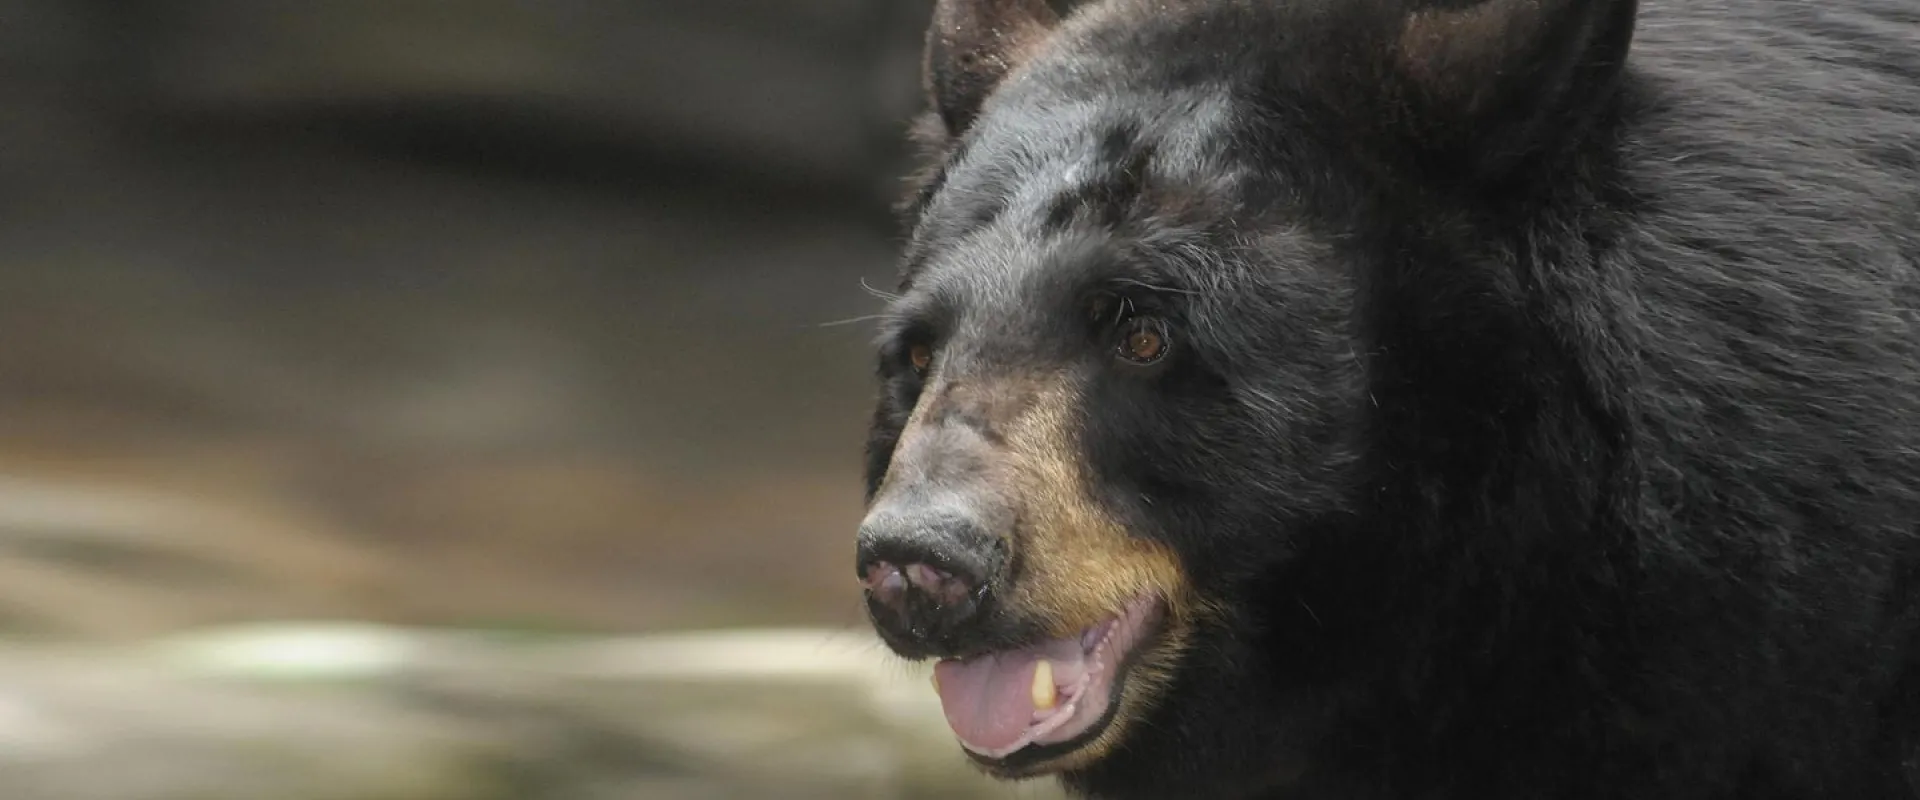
[924,0,1061,139]
[1376,0,1639,183]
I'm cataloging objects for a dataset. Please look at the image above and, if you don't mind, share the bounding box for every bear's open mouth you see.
[931,594,1164,765]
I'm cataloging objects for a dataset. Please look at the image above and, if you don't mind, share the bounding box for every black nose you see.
[856,499,1002,655]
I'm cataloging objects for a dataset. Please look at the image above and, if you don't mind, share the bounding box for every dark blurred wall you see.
[8,0,931,203]
[0,1,948,638]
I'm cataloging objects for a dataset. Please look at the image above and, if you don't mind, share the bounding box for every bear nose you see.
[856,501,1001,655]
[863,562,974,612]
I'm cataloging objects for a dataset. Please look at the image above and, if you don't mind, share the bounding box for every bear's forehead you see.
[906,86,1244,300]
[970,88,1238,210]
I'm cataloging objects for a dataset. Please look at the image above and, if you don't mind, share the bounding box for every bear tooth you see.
[1033,660,1057,710]
[930,671,940,692]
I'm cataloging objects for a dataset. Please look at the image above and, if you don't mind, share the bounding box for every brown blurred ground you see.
[0,0,930,640]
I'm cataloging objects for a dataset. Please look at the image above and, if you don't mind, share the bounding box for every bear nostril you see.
[905,562,975,607]
[862,559,979,616]
[865,562,910,610]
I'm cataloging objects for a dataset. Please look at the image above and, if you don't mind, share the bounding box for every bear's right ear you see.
[1380,0,1638,183]
[924,0,1061,138]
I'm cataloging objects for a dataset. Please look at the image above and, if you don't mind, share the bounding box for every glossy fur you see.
[863,0,1920,797]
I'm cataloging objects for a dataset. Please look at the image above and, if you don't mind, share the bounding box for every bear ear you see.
[1382,0,1639,182]
[924,0,1062,138]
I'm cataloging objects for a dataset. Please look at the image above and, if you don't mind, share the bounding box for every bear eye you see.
[908,343,934,375]
[1117,318,1168,364]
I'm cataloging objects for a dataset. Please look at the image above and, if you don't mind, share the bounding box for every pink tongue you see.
[932,637,1084,753]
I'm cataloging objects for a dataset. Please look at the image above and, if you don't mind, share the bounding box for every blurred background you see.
[0,2,1064,797]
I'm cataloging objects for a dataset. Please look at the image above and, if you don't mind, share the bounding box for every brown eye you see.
[1119,319,1167,364]
[908,344,933,374]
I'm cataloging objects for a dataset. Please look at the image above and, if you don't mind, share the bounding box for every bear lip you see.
[931,594,1164,762]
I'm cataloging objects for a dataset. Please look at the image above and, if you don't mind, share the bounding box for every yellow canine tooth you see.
[931,671,941,692]
[1032,660,1057,710]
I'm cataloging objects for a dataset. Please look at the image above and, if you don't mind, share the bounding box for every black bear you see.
[853,0,1920,797]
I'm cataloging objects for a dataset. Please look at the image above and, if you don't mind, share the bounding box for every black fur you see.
[865,0,1920,797]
